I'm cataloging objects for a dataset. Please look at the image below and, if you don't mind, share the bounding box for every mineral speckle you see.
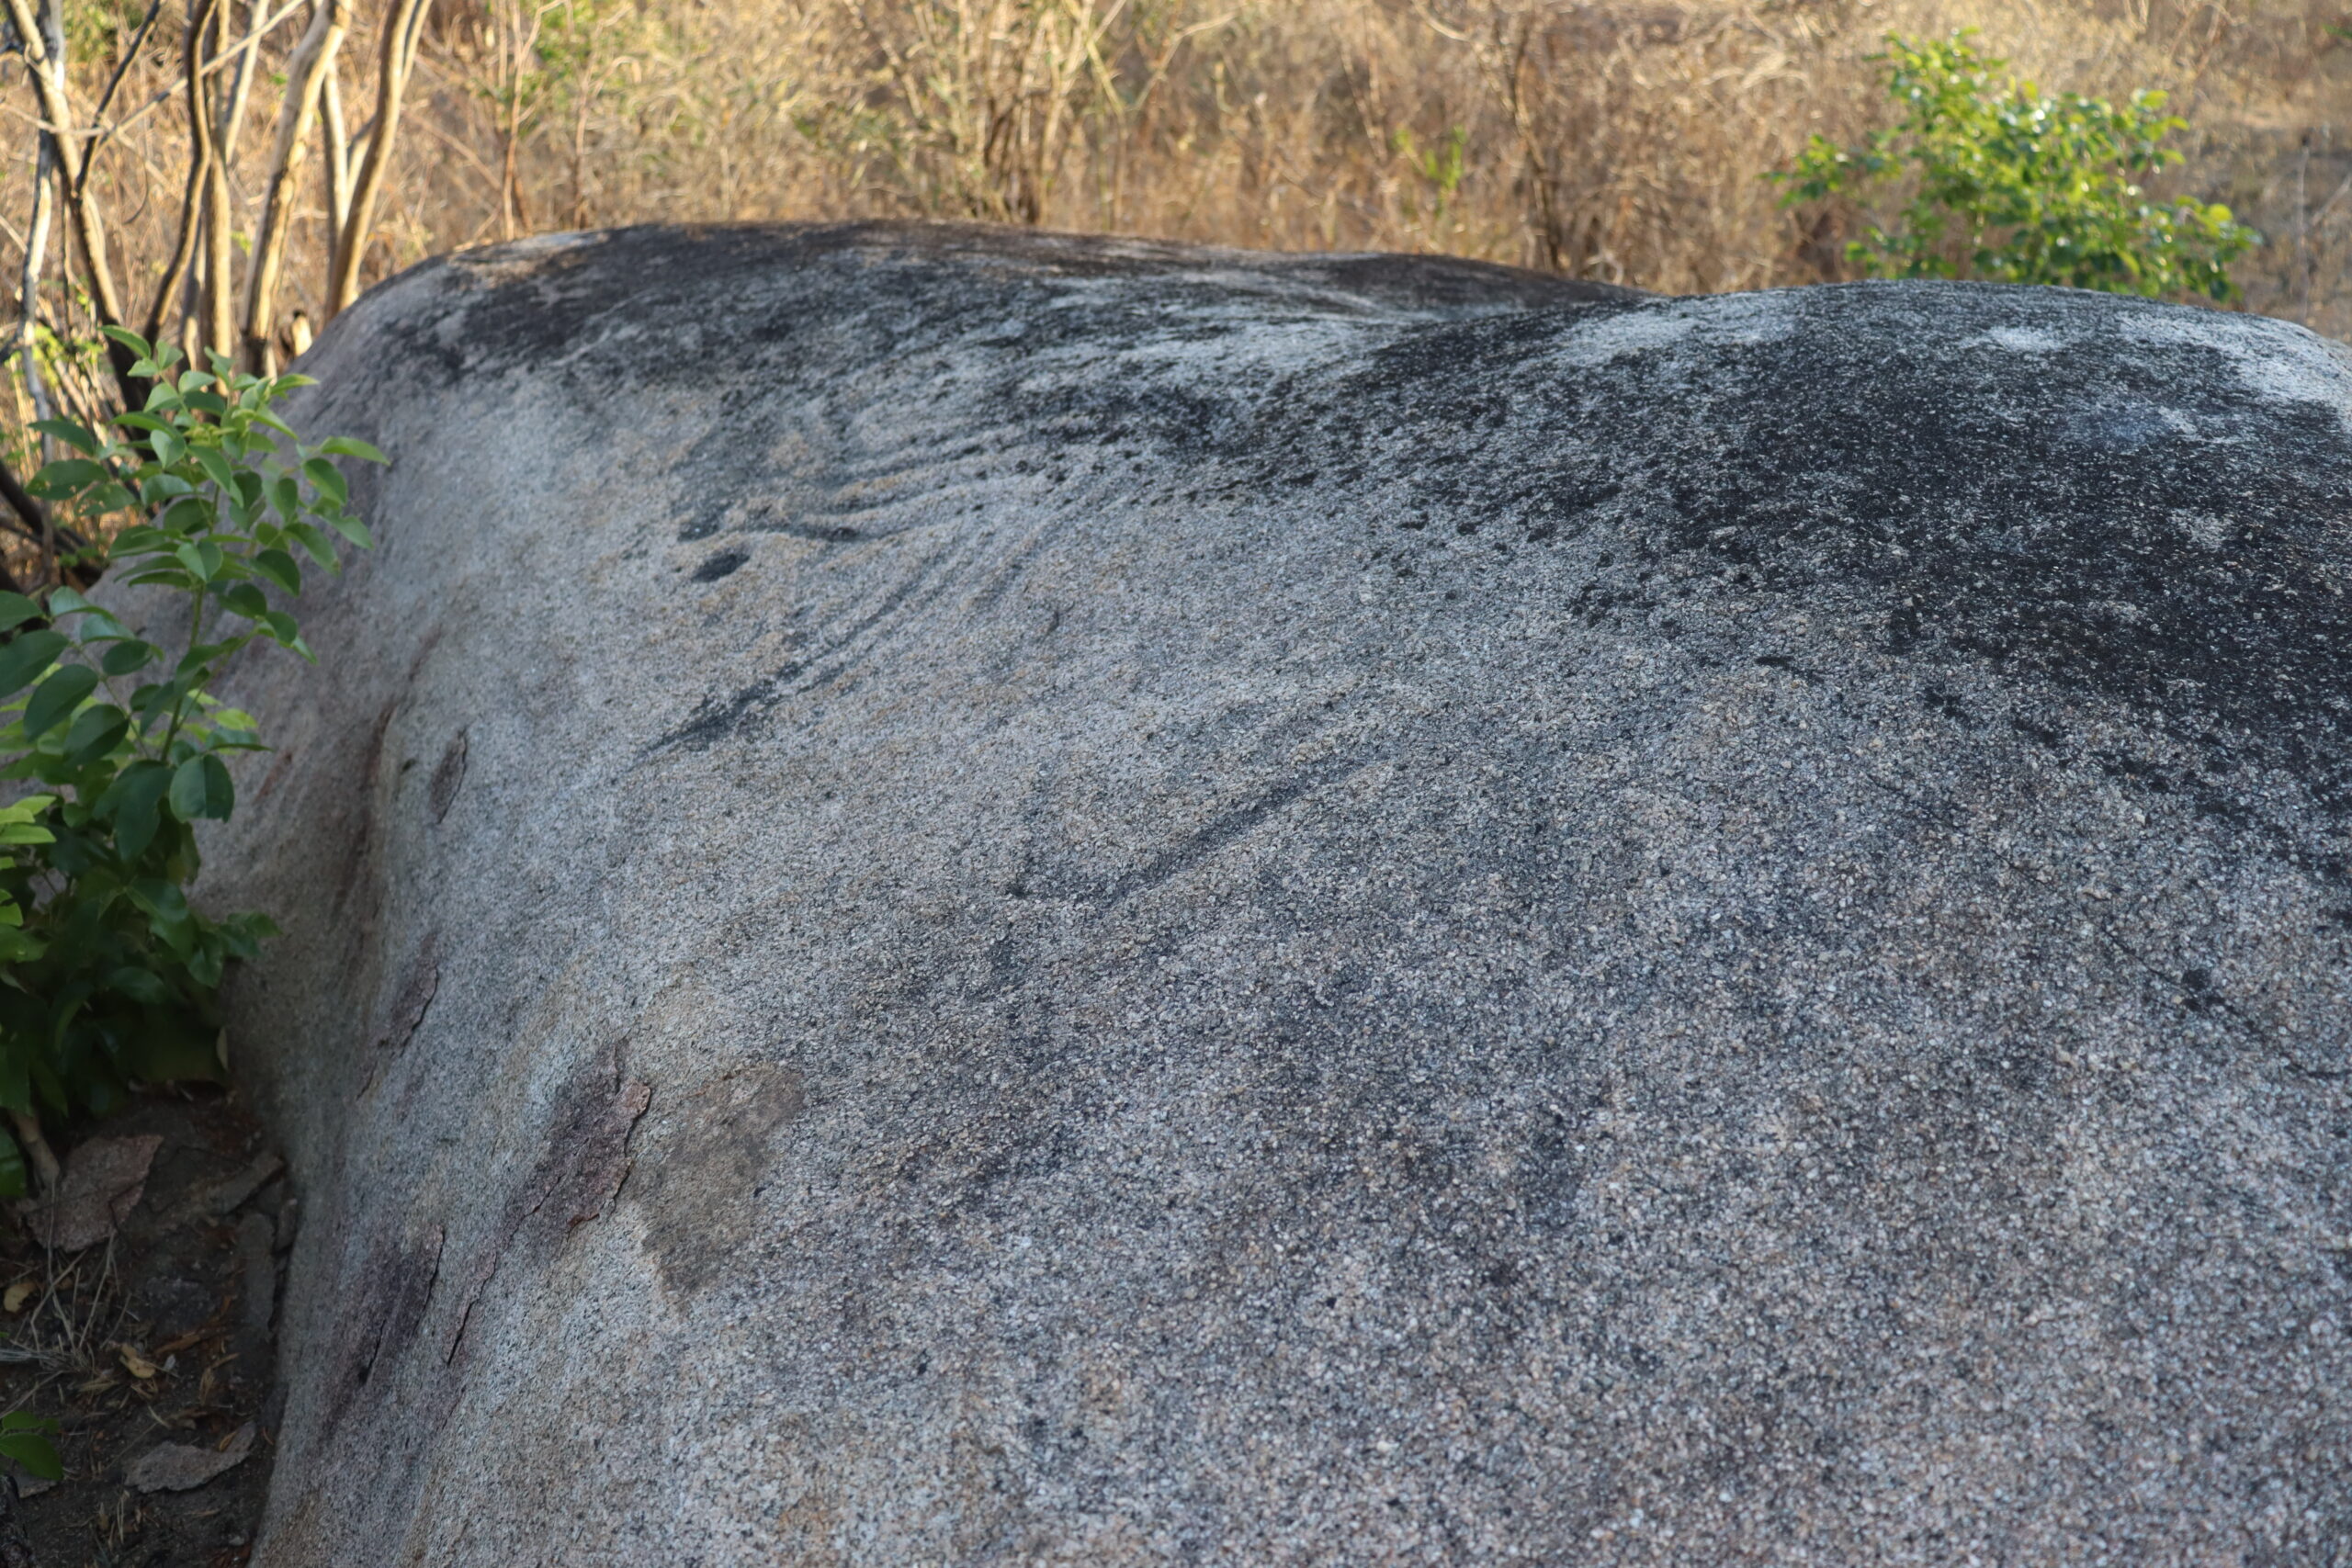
[192,222,2350,1565]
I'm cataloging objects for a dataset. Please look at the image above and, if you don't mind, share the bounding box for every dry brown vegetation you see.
[10,0,2352,447]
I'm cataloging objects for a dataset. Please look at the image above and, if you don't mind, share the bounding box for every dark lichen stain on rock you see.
[691,548,748,582]
[382,226,2352,839]
[427,729,467,822]
[626,1065,806,1295]
[319,1224,443,1437]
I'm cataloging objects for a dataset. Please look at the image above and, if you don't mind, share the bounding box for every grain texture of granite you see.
[172,222,2349,1564]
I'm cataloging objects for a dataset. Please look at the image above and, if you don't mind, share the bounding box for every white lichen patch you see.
[1977,326,2068,353]
[2173,509,2233,550]
[1548,289,1795,368]
[2120,310,2352,429]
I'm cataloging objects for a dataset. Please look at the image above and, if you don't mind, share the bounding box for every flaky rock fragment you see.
[125,1424,255,1494]
[17,1135,161,1252]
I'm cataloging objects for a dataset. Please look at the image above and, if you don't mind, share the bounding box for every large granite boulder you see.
[197,222,2349,1563]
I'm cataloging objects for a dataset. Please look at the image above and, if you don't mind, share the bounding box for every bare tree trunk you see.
[143,0,220,346]
[198,0,238,362]
[329,0,429,315]
[11,133,58,434]
[322,49,354,241]
[243,0,351,373]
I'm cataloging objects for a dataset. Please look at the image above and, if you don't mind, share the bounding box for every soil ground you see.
[0,1090,286,1568]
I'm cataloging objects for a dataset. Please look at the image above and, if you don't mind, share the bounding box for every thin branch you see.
[198,0,235,361]
[243,0,348,372]
[216,0,271,173]
[0,451,51,550]
[80,0,308,158]
[142,0,216,344]
[90,0,170,127]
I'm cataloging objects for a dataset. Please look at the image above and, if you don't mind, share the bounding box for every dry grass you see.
[11,0,2352,434]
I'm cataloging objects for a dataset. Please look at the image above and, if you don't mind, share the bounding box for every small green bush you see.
[1777,31,2257,300]
[0,328,378,1195]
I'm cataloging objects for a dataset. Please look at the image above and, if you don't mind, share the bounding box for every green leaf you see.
[100,640,156,677]
[318,436,388,464]
[286,521,335,567]
[173,541,223,583]
[0,632,67,699]
[161,495,209,533]
[62,704,129,766]
[330,515,374,549]
[131,877,190,922]
[219,583,270,622]
[253,547,302,593]
[40,592,126,640]
[23,665,98,740]
[0,1429,62,1483]
[168,754,234,821]
[302,457,349,509]
[29,418,99,457]
[0,594,42,635]
[0,795,56,847]
[196,446,237,493]
[27,457,105,497]
[99,760,173,859]
[105,965,172,1006]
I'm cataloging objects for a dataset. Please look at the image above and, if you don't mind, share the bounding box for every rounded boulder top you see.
[206,222,2350,1565]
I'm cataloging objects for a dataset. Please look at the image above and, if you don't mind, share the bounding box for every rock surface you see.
[187,222,2351,1563]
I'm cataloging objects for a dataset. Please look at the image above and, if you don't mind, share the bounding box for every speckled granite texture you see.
[187,222,2349,1564]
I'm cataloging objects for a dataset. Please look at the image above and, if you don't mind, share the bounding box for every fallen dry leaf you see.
[2,1280,34,1314]
[151,1325,220,1358]
[117,1344,158,1380]
[123,1422,254,1494]
[15,1134,164,1251]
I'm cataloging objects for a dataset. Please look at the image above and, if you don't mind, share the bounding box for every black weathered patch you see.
[625,1064,807,1296]
[691,548,749,582]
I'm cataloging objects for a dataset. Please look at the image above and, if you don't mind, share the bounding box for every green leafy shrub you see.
[1777,31,2256,300]
[0,328,379,1196]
